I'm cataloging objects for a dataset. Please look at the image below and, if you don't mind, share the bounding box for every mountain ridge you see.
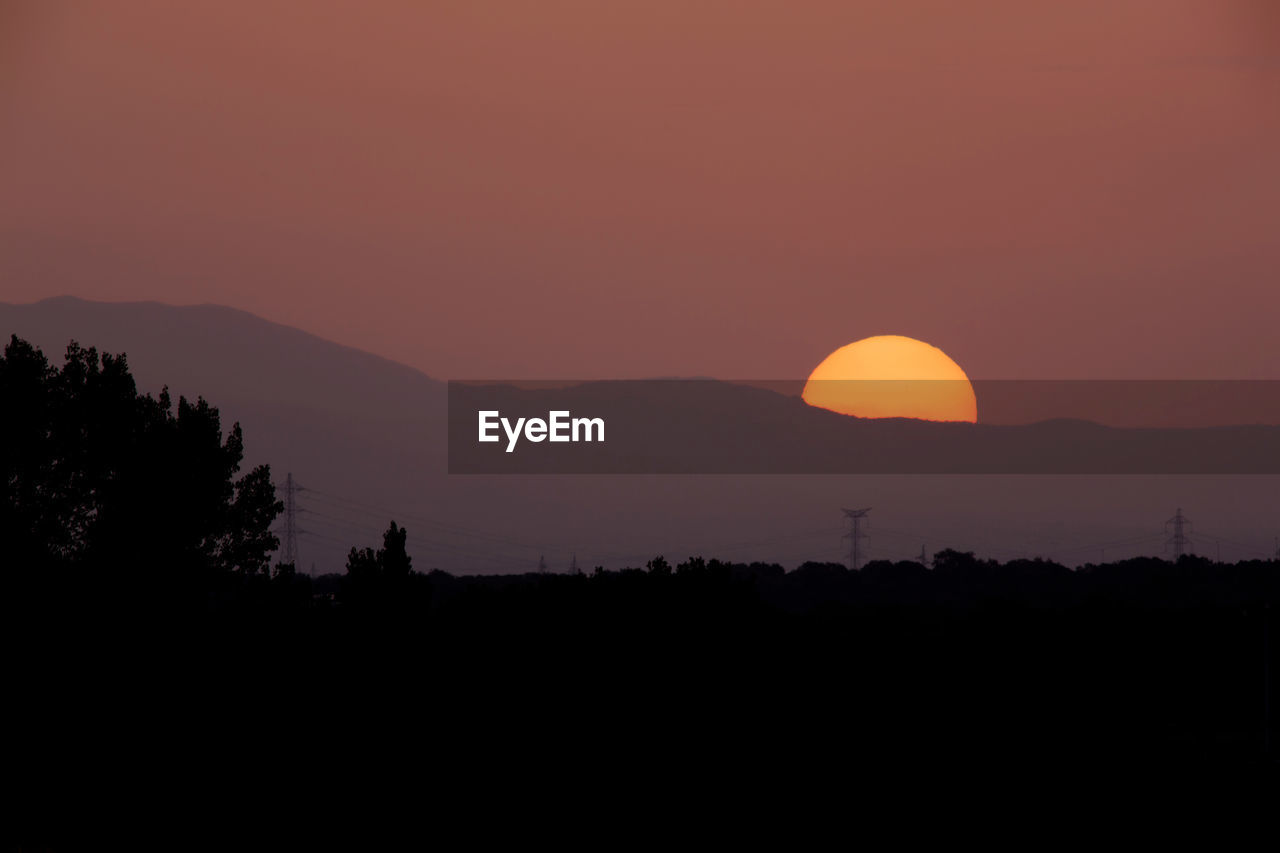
[5,296,1277,573]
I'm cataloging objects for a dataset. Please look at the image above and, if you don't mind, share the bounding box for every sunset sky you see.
[2,1,1278,380]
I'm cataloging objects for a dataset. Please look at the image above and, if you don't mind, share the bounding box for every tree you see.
[380,521,412,578]
[0,335,282,579]
[341,521,417,607]
[931,548,985,574]
[344,522,411,578]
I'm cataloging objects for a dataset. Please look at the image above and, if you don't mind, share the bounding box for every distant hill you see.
[5,297,1277,573]
[448,380,1280,474]
[1,297,446,573]
[0,295,440,417]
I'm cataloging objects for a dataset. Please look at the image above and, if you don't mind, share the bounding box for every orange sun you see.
[802,335,977,422]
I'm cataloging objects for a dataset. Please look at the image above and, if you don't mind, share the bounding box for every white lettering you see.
[478,411,500,443]
[573,417,605,442]
[480,410,605,452]
[502,416,526,453]
[549,411,571,442]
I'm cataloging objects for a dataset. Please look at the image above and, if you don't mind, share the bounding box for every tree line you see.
[4,334,1277,773]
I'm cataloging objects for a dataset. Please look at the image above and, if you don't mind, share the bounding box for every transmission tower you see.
[538,554,548,574]
[843,507,871,570]
[569,553,580,575]
[282,472,299,568]
[1165,507,1193,559]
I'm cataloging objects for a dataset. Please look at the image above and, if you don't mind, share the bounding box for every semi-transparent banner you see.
[448,380,1280,474]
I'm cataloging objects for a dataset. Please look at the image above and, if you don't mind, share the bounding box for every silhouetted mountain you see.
[5,297,1277,573]
[449,380,1280,473]
[0,295,441,418]
[1,297,446,573]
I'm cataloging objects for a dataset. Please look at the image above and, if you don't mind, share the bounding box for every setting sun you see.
[802,335,977,422]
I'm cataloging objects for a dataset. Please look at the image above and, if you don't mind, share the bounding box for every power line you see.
[282,486,544,570]
[283,479,1279,572]
[297,524,537,572]
[281,472,299,569]
[1191,529,1275,560]
[295,485,575,571]
[301,487,553,551]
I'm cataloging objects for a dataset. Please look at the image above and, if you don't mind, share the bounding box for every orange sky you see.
[2,1,1278,379]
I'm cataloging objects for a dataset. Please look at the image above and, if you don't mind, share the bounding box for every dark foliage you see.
[341,520,431,611]
[5,334,1278,836]
[1,335,282,585]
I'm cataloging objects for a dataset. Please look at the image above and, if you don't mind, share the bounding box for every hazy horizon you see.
[5,297,1278,576]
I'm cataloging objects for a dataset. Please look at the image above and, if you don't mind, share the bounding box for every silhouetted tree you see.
[341,521,421,608]
[931,548,985,574]
[380,521,412,577]
[676,556,707,576]
[346,545,379,582]
[0,335,282,581]
[344,521,411,578]
[646,555,671,576]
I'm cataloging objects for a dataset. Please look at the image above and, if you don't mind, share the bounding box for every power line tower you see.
[569,553,580,575]
[918,544,927,566]
[538,554,548,574]
[842,507,871,570]
[281,472,299,568]
[1165,507,1193,559]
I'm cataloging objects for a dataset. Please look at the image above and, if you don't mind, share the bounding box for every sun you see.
[802,335,977,422]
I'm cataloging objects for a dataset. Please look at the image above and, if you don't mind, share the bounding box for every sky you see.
[2,1,1278,380]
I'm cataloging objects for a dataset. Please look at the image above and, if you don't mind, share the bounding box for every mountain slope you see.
[5,297,1277,573]
[1,297,447,573]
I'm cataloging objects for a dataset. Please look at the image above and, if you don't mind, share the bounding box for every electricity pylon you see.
[1165,507,1192,559]
[843,507,871,570]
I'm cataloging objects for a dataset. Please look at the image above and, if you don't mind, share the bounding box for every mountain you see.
[4,297,1277,572]
[447,380,1280,474]
[1,297,447,573]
